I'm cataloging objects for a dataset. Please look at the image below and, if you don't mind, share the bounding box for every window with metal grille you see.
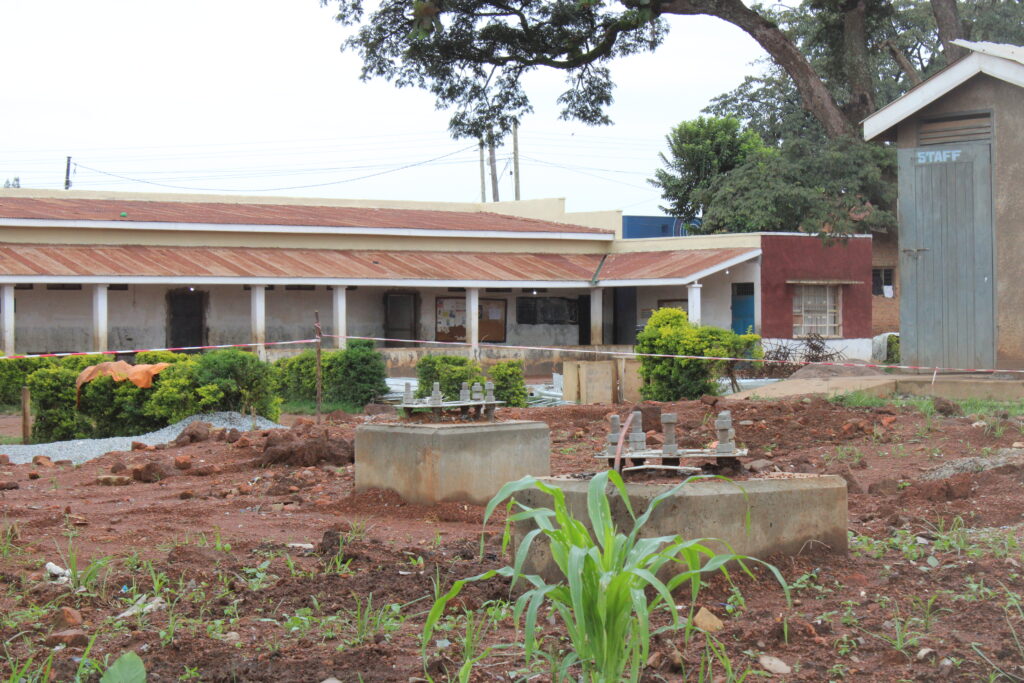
[872,268,894,295]
[793,285,841,337]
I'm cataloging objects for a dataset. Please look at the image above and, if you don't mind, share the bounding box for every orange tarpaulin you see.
[76,361,171,393]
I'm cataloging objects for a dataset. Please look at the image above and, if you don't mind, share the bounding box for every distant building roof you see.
[0,197,612,237]
[863,40,1024,141]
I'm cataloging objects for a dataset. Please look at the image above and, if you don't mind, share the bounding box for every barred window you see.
[793,285,841,337]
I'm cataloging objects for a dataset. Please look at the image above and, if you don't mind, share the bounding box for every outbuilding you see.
[863,40,1024,370]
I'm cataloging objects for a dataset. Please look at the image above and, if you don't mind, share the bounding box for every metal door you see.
[166,288,207,349]
[384,292,418,346]
[898,143,994,369]
[731,282,755,334]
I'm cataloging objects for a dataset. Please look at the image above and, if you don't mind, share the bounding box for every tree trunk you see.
[842,0,876,124]
[661,0,855,138]
[929,0,968,63]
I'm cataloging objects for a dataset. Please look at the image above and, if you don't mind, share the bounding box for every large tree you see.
[650,117,766,221]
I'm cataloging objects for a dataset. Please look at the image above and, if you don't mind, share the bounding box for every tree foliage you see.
[650,116,766,221]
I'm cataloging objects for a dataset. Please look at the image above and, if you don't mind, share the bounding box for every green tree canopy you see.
[649,116,766,222]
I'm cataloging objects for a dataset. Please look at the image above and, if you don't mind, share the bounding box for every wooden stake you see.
[314,311,323,424]
[20,386,30,444]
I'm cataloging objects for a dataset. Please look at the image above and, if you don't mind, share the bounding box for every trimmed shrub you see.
[135,350,190,365]
[488,360,528,407]
[27,366,91,443]
[275,350,319,402]
[0,357,54,406]
[193,349,281,421]
[415,355,485,400]
[79,376,165,438]
[885,334,900,364]
[324,340,389,407]
[635,308,761,401]
[57,355,110,373]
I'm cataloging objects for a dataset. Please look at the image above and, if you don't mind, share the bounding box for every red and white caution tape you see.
[0,338,318,361]
[323,333,1024,376]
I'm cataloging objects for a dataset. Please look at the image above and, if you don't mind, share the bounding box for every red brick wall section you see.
[760,234,873,339]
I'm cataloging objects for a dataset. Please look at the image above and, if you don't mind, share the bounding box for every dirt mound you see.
[258,422,353,467]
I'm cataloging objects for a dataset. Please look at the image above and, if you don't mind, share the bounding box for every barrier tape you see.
[1,329,1018,377]
[0,338,318,361]
[322,333,1024,376]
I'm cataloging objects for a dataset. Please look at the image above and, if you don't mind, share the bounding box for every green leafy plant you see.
[0,356,53,406]
[27,365,92,442]
[99,651,147,683]
[324,339,389,407]
[415,355,486,400]
[635,308,761,400]
[488,360,528,407]
[423,470,788,682]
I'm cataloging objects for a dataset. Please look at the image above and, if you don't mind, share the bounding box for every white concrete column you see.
[92,284,108,352]
[687,282,702,325]
[332,286,347,349]
[467,287,480,358]
[250,285,266,360]
[589,287,603,345]
[1,285,14,355]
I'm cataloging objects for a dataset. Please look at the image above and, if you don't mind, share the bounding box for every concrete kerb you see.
[354,420,550,505]
[510,475,848,582]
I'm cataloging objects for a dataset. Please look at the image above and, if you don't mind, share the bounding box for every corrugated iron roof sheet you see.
[0,243,603,282]
[598,248,757,281]
[0,197,611,235]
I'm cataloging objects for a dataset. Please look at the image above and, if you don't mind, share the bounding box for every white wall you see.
[763,337,874,362]
[633,260,761,332]
[108,285,167,350]
[14,286,93,353]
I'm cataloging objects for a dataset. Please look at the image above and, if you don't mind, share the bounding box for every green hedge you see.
[275,341,389,408]
[0,357,54,406]
[415,355,486,401]
[636,308,761,401]
[28,348,284,443]
[489,360,528,407]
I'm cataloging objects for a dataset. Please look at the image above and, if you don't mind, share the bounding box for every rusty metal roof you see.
[0,197,611,235]
[0,243,603,282]
[598,248,759,282]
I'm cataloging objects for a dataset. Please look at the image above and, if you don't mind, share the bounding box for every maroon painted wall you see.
[760,234,873,339]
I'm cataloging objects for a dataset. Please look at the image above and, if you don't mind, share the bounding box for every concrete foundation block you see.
[511,476,847,580]
[355,421,551,505]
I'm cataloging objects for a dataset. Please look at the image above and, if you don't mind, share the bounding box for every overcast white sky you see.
[0,1,768,216]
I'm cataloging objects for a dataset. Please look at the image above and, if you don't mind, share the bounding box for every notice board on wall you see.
[435,297,507,342]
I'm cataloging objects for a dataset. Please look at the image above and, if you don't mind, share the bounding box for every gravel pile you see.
[2,411,284,466]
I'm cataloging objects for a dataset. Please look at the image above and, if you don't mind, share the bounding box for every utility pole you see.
[478,141,486,202]
[512,122,521,201]
[64,156,72,190]
[487,132,499,202]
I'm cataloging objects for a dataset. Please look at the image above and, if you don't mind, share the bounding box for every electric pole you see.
[487,132,499,202]
[64,156,72,190]
[478,141,486,202]
[513,122,521,201]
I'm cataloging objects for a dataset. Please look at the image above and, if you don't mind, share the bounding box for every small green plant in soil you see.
[424,470,789,682]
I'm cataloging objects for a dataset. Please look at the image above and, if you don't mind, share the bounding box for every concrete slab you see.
[729,376,896,400]
[894,376,1024,401]
[355,421,550,505]
[511,475,847,580]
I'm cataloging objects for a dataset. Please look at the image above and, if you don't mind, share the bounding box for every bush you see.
[134,350,190,365]
[57,355,110,373]
[0,357,53,406]
[193,349,281,421]
[275,350,319,402]
[79,376,165,438]
[324,340,388,407]
[488,360,527,407]
[635,308,761,400]
[886,334,900,364]
[415,355,485,400]
[27,366,91,443]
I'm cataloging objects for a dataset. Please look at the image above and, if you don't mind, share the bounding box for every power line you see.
[72,145,478,192]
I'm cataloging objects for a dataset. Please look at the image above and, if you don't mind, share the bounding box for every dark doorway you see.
[731,282,755,334]
[384,292,418,346]
[166,288,207,349]
[577,294,591,345]
[612,287,638,344]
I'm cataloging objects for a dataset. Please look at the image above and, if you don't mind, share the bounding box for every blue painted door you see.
[731,283,755,334]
